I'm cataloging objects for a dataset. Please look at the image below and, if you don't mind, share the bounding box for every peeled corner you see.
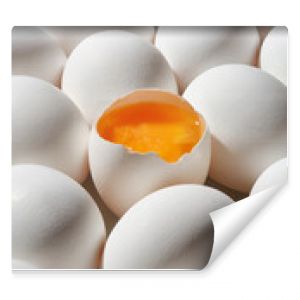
[206,182,287,267]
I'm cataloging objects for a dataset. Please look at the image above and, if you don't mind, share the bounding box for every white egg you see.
[12,76,89,183]
[260,26,287,85]
[12,164,106,269]
[156,26,260,93]
[183,64,287,193]
[43,26,155,55]
[12,27,66,86]
[12,259,37,269]
[251,158,287,195]
[103,184,233,269]
[62,30,178,124]
[89,89,211,217]
[256,26,273,43]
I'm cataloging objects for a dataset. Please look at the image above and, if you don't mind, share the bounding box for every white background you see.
[1,0,299,299]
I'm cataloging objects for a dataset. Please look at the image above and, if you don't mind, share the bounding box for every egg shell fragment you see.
[12,164,106,269]
[260,26,288,85]
[89,90,211,217]
[184,64,287,193]
[43,26,155,55]
[251,158,288,195]
[12,76,90,183]
[103,184,234,269]
[62,30,178,124]
[12,26,66,86]
[156,26,260,93]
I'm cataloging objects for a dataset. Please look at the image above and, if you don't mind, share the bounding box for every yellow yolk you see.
[97,101,203,163]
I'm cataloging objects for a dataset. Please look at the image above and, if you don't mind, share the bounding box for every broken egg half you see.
[89,90,211,216]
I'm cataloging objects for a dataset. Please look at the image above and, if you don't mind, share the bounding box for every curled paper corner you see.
[206,181,287,267]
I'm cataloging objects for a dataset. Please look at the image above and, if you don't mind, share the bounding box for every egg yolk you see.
[97,101,203,163]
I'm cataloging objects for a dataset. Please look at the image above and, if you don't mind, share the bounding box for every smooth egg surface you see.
[62,30,178,124]
[12,259,37,270]
[184,64,287,193]
[12,164,106,269]
[156,26,260,93]
[43,26,155,55]
[260,26,287,85]
[251,158,287,195]
[12,26,66,86]
[103,184,233,269]
[89,90,211,216]
[256,26,273,43]
[12,76,90,183]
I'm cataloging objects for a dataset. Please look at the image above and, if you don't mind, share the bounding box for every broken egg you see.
[62,30,178,124]
[89,90,211,216]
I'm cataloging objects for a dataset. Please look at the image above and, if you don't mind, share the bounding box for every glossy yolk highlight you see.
[97,102,203,163]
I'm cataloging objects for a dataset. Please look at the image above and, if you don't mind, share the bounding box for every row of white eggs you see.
[12,68,287,215]
[12,158,287,269]
[11,26,287,269]
[12,26,287,91]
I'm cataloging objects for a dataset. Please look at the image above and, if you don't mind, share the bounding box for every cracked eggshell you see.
[260,26,287,85]
[62,30,178,124]
[103,184,233,269]
[183,64,287,194]
[251,158,288,195]
[43,26,155,55]
[12,164,106,269]
[89,90,211,217]
[12,76,90,183]
[156,26,260,93]
[12,26,66,86]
